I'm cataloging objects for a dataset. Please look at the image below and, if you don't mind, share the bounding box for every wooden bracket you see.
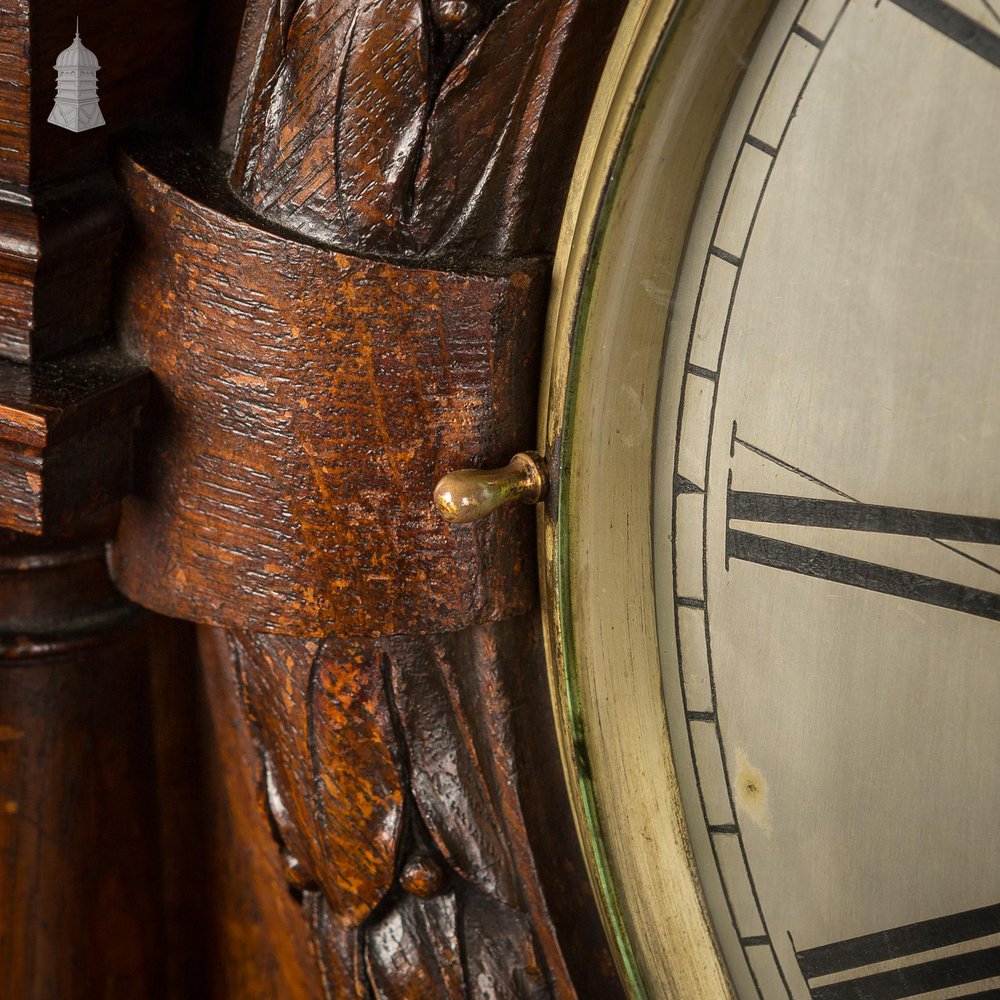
[111,143,544,638]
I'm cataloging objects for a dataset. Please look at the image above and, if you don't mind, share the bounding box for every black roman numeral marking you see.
[887,0,1000,68]
[729,491,1000,544]
[726,482,1000,621]
[794,901,1000,998]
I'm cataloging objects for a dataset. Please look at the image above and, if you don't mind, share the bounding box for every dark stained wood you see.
[230,631,404,920]
[111,144,541,637]
[0,539,162,999]
[0,174,125,361]
[194,626,326,1000]
[0,345,147,535]
[0,344,147,447]
[365,894,471,1000]
[194,0,258,151]
[0,0,33,189]
[0,538,119,632]
[0,0,204,982]
[0,1,328,993]
[139,615,333,1000]
[380,622,578,997]
[198,1,629,993]
[145,616,214,1000]
[216,619,607,998]
[0,0,168,951]
[106,0,630,994]
[0,0,204,361]
[227,0,627,260]
[0,0,633,993]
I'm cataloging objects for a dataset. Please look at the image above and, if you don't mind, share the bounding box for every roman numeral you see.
[794,901,1000,998]
[726,483,1000,621]
[729,491,1000,544]
[887,0,1000,69]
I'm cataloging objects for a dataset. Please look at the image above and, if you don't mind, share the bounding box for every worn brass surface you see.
[537,0,771,995]
[433,452,547,524]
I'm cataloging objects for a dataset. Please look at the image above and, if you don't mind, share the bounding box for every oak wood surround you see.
[0,0,631,995]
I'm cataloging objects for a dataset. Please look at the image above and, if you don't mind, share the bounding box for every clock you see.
[539,0,1000,997]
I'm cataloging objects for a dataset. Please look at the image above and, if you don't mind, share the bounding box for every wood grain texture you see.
[227,0,626,260]
[0,345,147,535]
[0,3,280,994]
[218,0,626,992]
[112,143,541,637]
[0,0,30,186]
[216,616,606,998]
[193,626,327,1000]
[232,631,404,919]
[100,0,631,993]
[382,623,574,997]
[0,539,162,999]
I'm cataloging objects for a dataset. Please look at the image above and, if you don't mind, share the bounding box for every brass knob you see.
[433,451,547,524]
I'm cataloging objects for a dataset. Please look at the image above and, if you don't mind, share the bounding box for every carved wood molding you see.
[223,617,581,998]
[0,5,223,994]
[107,0,630,995]
[0,177,125,361]
[226,0,627,260]
[0,347,147,537]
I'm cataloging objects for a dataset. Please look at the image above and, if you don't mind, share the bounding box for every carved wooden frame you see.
[0,0,639,995]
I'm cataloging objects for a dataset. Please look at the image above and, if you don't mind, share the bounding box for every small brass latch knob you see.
[433,451,547,524]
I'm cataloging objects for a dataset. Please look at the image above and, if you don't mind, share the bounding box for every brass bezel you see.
[538,1,774,995]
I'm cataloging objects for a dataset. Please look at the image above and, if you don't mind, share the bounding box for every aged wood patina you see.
[0,0,630,995]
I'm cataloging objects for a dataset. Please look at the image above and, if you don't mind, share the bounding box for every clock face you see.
[653,0,1000,997]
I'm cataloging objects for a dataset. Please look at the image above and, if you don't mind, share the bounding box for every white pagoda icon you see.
[48,19,105,133]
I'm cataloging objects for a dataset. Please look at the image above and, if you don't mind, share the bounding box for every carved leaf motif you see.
[408,0,581,255]
[304,891,370,1000]
[228,0,300,172]
[366,890,553,1000]
[384,633,521,903]
[364,891,549,1000]
[215,2,631,989]
[365,893,466,1000]
[232,0,432,247]
[461,894,551,1000]
[228,0,625,257]
[232,632,404,923]
[384,621,579,995]
[197,627,327,998]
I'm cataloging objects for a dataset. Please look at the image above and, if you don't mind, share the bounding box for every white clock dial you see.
[655,1,1000,996]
